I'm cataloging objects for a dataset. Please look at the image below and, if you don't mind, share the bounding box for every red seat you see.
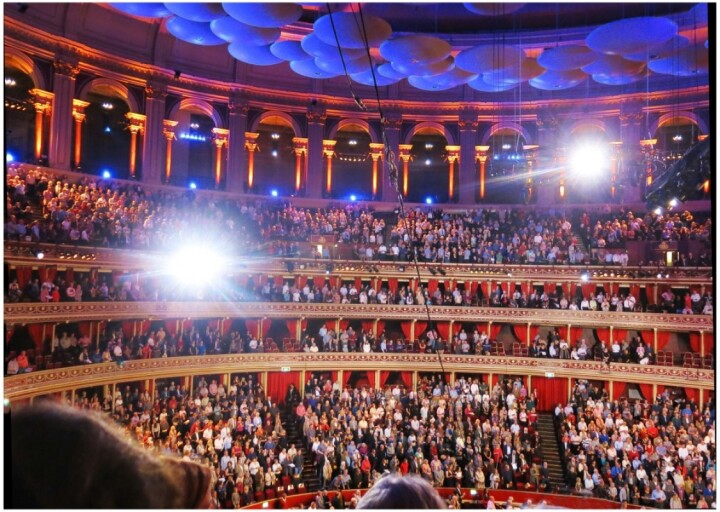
[254,491,265,502]
[281,475,291,488]
[683,352,694,368]
[265,488,276,500]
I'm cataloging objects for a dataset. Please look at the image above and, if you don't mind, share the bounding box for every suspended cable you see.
[326,3,367,111]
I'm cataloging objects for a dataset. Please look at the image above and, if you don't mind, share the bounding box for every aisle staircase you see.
[280,408,321,492]
[535,414,566,491]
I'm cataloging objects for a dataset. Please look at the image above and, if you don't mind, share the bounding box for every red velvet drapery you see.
[489,323,502,340]
[380,371,391,388]
[77,322,91,337]
[427,279,439,296]
[612,328,628,344]
[165,320,177,337]
[437,322,450,340]
[594,327,610,343]
[529,325,540,343]
[260,321,271,339]
[400,371,413,388]
[639,384,654,401]
[65,268,74,284]
[533,376,568,411]
[415,322,427,339]
[512,324,526,344]
[612,380,627,400]
[376,321,385,336]
[656,331,671,351]
[581,283,595,298]
[286,320,298,336]
[685,387,699,404]
[121,321,135,340]
[266,371,300,405]
[339,320,349,331]
[325,320,336,330]
[15,266,32,288]
[39,266,57,283]
[569,327,584,343]
[361,320,374,334]
[342,371,352,389]
[387,278,398,291]
[313,276,326,289]
[27,323,45,350]
[400,322,412,340]
[246,320,259,338]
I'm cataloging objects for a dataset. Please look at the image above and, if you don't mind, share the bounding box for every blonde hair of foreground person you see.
[356,474,447,509]
[9,401,213,508]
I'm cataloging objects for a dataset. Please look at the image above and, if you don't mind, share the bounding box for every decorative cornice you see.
[53,59,80,78]
[3,301,713,333]
[145,85,168,101]
[4,353,712,401]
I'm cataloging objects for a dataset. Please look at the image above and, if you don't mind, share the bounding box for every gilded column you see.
[524,144,539,202]
[475,145,490,201]
[49,59,79,170]
[245,132,260,190]
[619,101,645,203]
[398,144,413,198]
[292,137,308,193]
[306,105,327,199]
[369,143,384,199]
[381,113,402,202]
[639,139,657,189]
[212,127,229,188]
[323,140,337,195]
[125,113,146,179]
[162,120,178,183]
[445,145,461,201]
[142,84,168,184]
[458,110,479,205]
[227,98,249,193]
[71,99,90,169]
[29,89,53,162]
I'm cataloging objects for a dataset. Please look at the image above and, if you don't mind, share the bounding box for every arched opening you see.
[82,91,132,179]
[170,110,216,189]
[486,128,528,204]
[331,123,372,201]
[254,116,296,196]
[653,117,708,200]
[4,67,35,164]
[564,125,612,203]
[407,128,448,204]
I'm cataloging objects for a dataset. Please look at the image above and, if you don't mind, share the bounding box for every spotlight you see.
[350,194,357,201]
[102,169,111,179]
[189,181,197,190]
[425,159,431,166]
[6,152,14,163]
[348,139,357,146]
[580,271,590,283]
[425,197,433,204]
[569,142,608,177]
[36,251,44,260]
[104,126,111,133]
[657,273,663,279]
[669,198,678,208]
[502,143,512,150]
[271,149,278,157]
[167,245,228,287]
[270,189,278,197]
[4,78,16,86]
[654,207,663,216]
[189,122,200,129]
[101,102,113,110]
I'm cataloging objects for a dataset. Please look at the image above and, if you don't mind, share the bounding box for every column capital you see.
[475,145,490,161]
[446,145,461,162]
[382,116,403,130]
[212,127,229,147]
[322,139,337,157]
[53,59,80,78]
[162,119,178,140]
[145,84,168,101]
[30,89,54,113]
[369,142,384,159]
[229,100,250,115]
[245,132,260,151]
[72,99,90,122]
[458,107,479,131]
[292,137,308,154]
[125,112,146,133]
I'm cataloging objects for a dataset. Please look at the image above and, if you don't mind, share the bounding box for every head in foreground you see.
[357,474,447,509]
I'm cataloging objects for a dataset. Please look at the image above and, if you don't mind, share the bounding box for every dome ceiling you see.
[103,3,708,93]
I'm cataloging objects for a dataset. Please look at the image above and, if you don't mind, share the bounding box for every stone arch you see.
[328,118,379,144]
[568,118,612,138]
[167,97,223,128]
[480,122,532,145]
[405,121,454,146]
[650,111,708,137]
[250,110,301,137]
[76,77,140,113]
[4,47,46,90]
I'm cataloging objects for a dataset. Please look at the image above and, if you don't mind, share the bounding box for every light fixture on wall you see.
[348,139,357,145]
[101,102,113,110]
[189,122,200,130]
[271,132,280,140]
[5,78,16,86]
[425,143,434,150]
[672,134,682,142]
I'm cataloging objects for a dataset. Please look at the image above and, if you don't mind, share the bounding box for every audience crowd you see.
[555,382,716,509]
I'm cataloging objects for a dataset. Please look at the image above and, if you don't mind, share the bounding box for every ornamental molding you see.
[4,353,712,401]
[4,301,713,332]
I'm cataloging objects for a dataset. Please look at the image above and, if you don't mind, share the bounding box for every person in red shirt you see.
[16,350,29,372]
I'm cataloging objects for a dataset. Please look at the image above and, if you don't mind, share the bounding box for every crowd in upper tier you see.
[5,166,712,266]
[556,381,715,509]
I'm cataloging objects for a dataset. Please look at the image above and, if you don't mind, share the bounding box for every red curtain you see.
[165,320,177,337]
[342,371,352,389]
[313,276,326,289]
[685,387,699,404]
[569,327,584,343]
[688,332,702,353]
[581,284,595,298]
[325,320,336,330]
[286,320,298,336]
[639,384,654,401]
[512,324,526,344]
[489,323,502,340]
[428,279,438,295]
[376,321,385,336]
[65,268,74,284]
[437,322,450,340]
[121,321,135,340]
[246,320,259,338]
[529,325,540,343]
[388,278,398,291]
[704,333,714,354]
[477,322,489,336]
[656,331,671,351]
[533,376,568,412]
[77,322,90,337]
[400,322,412,340]
[274,276,283,286]
[629,284,641,300]
[644,284,655,305]
[380,371,391,388]
[339,320,349,331]
[27,323,45,350]
[595,327,610,343]
[414,322,427,339]
[367,371,376,389]
[613,328,628,344]
[361,320,374,334]
[39,266,57,283]
[15,266,32,288]
[453,323,462,335]
[221,320,232,336]
[266,371,300,405]
[400,371,413,388]
[612,381,627,401]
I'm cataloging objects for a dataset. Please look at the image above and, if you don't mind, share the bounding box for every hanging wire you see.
[326,3,367,111]
[351,2,448,382]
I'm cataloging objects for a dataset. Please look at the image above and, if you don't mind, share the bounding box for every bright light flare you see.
[167,246,228,287]
[568,142,608,177]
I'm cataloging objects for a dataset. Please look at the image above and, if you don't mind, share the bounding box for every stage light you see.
[167,245,228,287]
[425,197,433,204]
[669,198,678,208]
[189,182,197,190]
[271,149,278,157]
[271,189,278,197]
[5,78,16,86]
[102,169,111,179]
[654,207,663,215]
[36,251,44,260]
[425,158,431,166]
[6,152,14,162]
[104,126,111,133]
[350,194,357,201]
[569,142,608,176]
[580,270,590,282]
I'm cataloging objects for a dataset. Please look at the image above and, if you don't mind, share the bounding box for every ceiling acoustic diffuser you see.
[110,3,171,19]
[210,17,280,45]
[380,35,452,65]
[221,2,303,28]
[270,40,312,62]
[165,16,226,45]
[529,69,587,90]
[163,3,225,23]
[313,12,392,49]
[455,45,525,74]
[463,3,526,15]
[586,16,677,55]
[537,45,596,71]
[228,43,284,66]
